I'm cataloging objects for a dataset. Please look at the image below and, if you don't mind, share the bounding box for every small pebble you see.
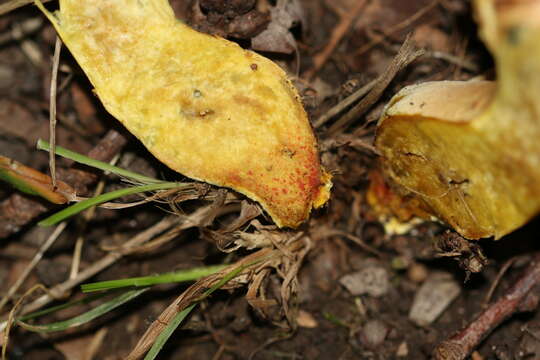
[340,266,389,297]
[359,319,389,348]
[407,262,428,283]
[297,309,318,328]
[471,351,484,360]
[396,341,409,357]
[409,272,460,326]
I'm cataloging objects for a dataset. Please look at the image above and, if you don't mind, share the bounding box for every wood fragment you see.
[303,0,367,80]
[48,36,61,188]
[314,77,378,129]
[482,257,518,307]
[434,253,540,360]
[325,35,423,136]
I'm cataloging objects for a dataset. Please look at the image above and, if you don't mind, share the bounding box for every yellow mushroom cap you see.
[36,0,332,228]
[376,0,540,239]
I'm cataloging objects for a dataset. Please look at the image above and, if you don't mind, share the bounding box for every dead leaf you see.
[251,0,305,54]
[0,155,75,204]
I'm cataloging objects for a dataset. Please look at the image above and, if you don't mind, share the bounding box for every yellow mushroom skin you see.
[376,0,540,239]
[35,0,332,228]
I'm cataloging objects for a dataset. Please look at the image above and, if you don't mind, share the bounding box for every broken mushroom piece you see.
[375,0,540,239]
[35,0,331,228]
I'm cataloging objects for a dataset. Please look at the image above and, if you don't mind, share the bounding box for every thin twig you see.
[0,216,179,332]
[49,36,62,187]
[2,284,47,360]
[303,0,367,80]
[326,35,424,135]
[69,180,105,280]
[482,257,518,307]
[451,36,469,80]
[354,0,439,57]
[314,77,378,129]
[211,345,226,360]
[313,227,383,258]
[424,50,478,72]
[84,327,108,360]
[434,253,540,360]
[69,155,119,279]
[0,222,67,313]
[125,248,276,360]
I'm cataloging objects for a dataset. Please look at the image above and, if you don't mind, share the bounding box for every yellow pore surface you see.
[36,0,331,227]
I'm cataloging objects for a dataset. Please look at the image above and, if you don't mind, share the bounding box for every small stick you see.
[49,36,62,187]
[0,216,179,332]
[303,0,367,80]
[84,327,108,360]
[69,155,119,280]
[326,35,423,136]
[433,253,540,360]
[0,222,67,313]
[482,257,518,307]
[314,78,378,129]
[354,0,439,57]
[68,180,105,280]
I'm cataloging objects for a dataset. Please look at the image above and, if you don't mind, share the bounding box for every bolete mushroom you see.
[35,0,331,228]
[375,0,540,239]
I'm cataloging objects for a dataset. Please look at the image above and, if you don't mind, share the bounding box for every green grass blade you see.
[144,263,252,360]
[39,182,184,226]
[18,288,149,333]
[37,139,163,184]
[18,292,110,322]
[200,262,247,298]
[143,304,197,360]
[81,265,227,292]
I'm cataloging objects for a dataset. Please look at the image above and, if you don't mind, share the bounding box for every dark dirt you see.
[1,0,540,359]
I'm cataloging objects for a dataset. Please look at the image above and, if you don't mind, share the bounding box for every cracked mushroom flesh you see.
[375,0,540,239]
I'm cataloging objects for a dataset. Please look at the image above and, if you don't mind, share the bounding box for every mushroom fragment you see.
[35,0,331,228]
[375,0,540,239]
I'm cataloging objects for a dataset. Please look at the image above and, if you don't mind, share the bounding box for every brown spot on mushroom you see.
[233,94,268,114]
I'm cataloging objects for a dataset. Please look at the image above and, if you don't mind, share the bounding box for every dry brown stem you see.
[434,253,540,360]
[325,35,423,135]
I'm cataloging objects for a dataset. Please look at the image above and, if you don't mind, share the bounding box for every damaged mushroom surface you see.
[375,0,540,239]
[35,0,332,228]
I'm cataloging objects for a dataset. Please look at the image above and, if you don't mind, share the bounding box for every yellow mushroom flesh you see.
[36,0,332,228]
[375,0,540,239]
